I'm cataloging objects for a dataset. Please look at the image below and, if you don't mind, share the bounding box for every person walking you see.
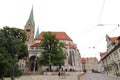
[58,71,61,78]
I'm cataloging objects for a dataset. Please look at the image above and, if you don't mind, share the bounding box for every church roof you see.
[26,7,35,27]
[31,43,40,47]
[31,43,76,49]
[35,31,72,41]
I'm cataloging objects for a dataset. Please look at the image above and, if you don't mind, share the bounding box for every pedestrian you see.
[11,76,14,80]
[58,71,61,78]
[61,68,64,79]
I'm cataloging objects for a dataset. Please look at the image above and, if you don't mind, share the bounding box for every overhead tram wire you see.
[107,24,120,35]
[82,0,106,57]
[79,0,106,37]
[84,24,120,57]
[92,24,120,48]
[79,25,98,37]
[97,0,106,24]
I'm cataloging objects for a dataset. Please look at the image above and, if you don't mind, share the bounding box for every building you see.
[81,57,98,72]
[28,31,82,72]
[100,35,120,76]
[18,7,83,73]
[100,52,107,59]
[24,7,35,46]
[98,52,106,73]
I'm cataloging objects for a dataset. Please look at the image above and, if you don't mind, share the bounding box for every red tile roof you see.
[65,43,76,49]
[81,58,87,64]
[81,57,98,64]
[35,31,72,41]
[31,43,76,49]
[69,43,76,49]
[31,43,40,47]
[110,36,119,43]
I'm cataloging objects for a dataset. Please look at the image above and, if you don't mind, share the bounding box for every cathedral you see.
[18,7,82,73]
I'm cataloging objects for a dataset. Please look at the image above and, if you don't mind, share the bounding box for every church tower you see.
[24,7,35,46]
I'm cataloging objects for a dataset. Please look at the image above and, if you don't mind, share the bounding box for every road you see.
[82,72,120,80]
[18,72,80,80]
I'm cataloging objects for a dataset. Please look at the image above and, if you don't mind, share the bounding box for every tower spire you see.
[24,6,35,45]
[35,26,39,38]
[26,6,35,27]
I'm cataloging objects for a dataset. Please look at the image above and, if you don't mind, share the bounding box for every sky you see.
[0,0,120,60]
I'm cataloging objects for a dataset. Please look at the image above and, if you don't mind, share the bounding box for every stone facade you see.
[98,52,106,73]
[81,57,98,72]
[24,7,35,46]
[100,35,120,76]
[18,7,83,73]
[28,32,82,72]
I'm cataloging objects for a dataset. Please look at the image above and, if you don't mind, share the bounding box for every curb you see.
[78,73,85,80]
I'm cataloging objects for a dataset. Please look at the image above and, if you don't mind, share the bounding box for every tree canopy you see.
[0,26,28,79]
[0,26,28,58]
[38,32,66,67]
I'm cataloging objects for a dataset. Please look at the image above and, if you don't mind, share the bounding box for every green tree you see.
[0,47,19,80]
[0,26,27,79]
[0,48,10,80]
[38,32,66,71]
[0,26,28,58]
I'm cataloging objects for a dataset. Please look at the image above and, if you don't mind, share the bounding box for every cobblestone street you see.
[18,72,80,80]
[81,72,120,80]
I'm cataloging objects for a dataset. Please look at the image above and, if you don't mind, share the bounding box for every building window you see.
[119,63,120,68]
[36,47,40,49]
[30,47,34,49]
[26,29,31,32]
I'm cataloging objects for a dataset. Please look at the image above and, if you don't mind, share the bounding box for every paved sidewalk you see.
[18,72,81,80]
[81,73,120,80]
